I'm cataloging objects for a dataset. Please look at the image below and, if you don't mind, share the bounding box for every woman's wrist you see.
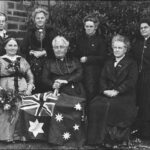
[27,83,35,90]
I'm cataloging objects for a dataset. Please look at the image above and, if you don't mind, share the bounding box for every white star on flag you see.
[74,103,82,111]
[28,119,44,137]
[73,124,79,131]
[63,132,71,140]
[55,113,63,122]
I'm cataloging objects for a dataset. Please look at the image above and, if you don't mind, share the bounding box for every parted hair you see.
[52,36,69,48]
[112,34,130,51]
[0,12,7,21]
[31,7,49,22]
[83,13,100,28]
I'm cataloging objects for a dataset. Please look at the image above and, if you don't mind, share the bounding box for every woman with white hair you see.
[87,34,138,148]
[20,7,57,93]
[42,35,85,97]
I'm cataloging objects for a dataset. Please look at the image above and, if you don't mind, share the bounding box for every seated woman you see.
[87,34,138,147]
[42,35,85,98]
[0,37,34,141]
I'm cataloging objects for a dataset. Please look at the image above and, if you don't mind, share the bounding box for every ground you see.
[0,139,150,150]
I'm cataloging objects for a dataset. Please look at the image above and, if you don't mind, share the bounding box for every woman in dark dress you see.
[20,7,56,93]
[42,35,85,98]
[87,34,138,148]
[75,13,107,102]
[0,12,11,56]
[132,18,150,139]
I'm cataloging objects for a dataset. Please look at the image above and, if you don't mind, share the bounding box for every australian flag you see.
[14,92,57,141]
[14,92,86,146]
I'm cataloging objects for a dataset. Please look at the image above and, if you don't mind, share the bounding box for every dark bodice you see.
[42,57,83,88]
[20,25,57,59]
[75,33,107,66]
[100,56,138,94]
[132,37,150,73]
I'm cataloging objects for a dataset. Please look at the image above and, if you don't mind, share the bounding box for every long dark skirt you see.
[87,94,137,145]
[136,72,150,138]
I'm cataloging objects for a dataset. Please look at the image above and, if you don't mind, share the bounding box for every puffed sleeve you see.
[20,57,34,84]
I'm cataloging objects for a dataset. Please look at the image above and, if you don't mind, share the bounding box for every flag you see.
[20,91,57,116]
[48,93,86,147]
[14,92,86,146]
[14,91,57,141]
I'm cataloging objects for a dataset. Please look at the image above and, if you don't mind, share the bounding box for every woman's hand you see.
[52,81,61,89]
[29,50,47,58]
[52,79,68,89]
[24,83,34,96]
[103,90,119,97]
[80,56,87,63]
[24,89,32,96]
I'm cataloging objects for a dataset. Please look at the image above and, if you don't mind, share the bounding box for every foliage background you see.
[27,1,150,52]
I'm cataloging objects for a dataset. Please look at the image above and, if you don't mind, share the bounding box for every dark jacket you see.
[42,57,85,98]
[100,56,138,98]
[0,31,11,56]
[74,32,107,100]
[132,36,150,73]
[20,24,57,60]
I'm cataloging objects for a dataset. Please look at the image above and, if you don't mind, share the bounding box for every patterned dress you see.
[0,55,33,141]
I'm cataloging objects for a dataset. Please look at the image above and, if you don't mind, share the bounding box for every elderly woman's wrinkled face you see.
[53,41,68,59]
[34,12,46,28]
[140,23,150,38]
[113,41,127,58]
[84,21,96,36]
[5,39,18,56]
[0,15,6,30]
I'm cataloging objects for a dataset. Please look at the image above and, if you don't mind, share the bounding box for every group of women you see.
[0,6,149,148]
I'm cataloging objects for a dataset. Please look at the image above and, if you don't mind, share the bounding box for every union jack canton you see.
[20,92,58,117]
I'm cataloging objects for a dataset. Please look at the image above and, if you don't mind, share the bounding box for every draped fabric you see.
[14,92,86,146]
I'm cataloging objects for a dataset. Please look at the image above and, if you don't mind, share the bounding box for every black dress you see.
[87,56,138,145]
[20,25,57,93]
[0,30,11,56]
[42,56,85,98]
[132,36,150,138]
[75,32,107,102]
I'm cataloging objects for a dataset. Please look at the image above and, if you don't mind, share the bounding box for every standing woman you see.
[0,12,11,56]
[0,37,34,141]
[132,18,150,139]
[75,13,107,102]
[20,7,56,93]
[88,35,138,147]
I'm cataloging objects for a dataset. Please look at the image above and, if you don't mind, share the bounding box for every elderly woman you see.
[87,35,138,147]
[42,35,85,98]
[74,13,107,102]
[0,37,34,141]
[20,7,56,93]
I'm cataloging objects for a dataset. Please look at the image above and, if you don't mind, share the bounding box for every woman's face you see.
[53,41,68,59]
[84,21,97,36]
[113,41,127,58]
[0,15,6,30]
[5,39,18,56]
[34,12,46,28]
[140,23,150,38]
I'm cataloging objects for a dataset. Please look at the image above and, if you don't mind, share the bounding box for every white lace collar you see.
[2,55,21,61]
